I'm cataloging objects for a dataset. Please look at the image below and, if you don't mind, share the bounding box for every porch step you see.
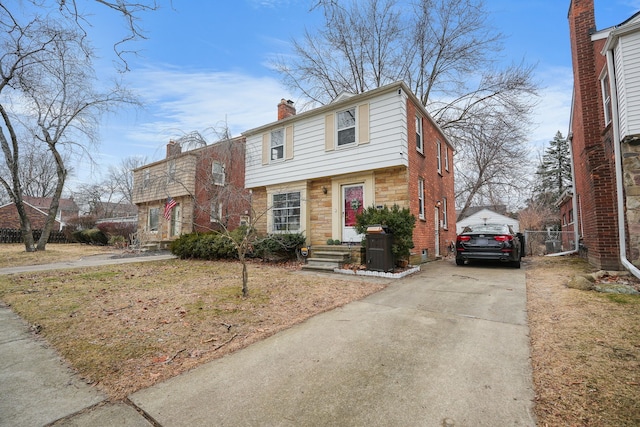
[301,245,354,272]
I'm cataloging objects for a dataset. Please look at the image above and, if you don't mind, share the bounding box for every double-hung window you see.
[416,115,423,152]
[444,146,449,171]
[337,108,356,146]
[442,197,448,229]
[436,140,442,174]
[418,178,425,220]
[212,161,225,186]
[600,71,612,126]
[148,207,159,232]
[142,169,150,189]
[210,200,222,223]
[273,192,301,232]
[271,128,284,161]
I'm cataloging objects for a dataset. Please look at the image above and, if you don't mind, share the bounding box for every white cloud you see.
[527,65,574,153]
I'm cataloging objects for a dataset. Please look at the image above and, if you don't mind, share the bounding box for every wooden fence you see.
[0,228,70,244]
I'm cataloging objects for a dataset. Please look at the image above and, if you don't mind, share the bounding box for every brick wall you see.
[569,0,621,270]
[0,203,60,230]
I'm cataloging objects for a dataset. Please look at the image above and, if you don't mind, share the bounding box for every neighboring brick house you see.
[243,81,456,263]
[0,196,78,231]
[566,0,640,270]
[132,137,249,243]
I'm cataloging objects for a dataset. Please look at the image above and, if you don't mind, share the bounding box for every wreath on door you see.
[350,199,360,210]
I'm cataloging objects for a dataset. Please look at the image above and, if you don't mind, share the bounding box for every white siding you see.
[245,89,409,188]
[616,29,640,140]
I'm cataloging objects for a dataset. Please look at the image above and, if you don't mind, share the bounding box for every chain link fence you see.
[523,230,576,256]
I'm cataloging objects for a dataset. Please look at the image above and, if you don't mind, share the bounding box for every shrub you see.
[355,204,416,261]
[72,228,108,245]
[169,231,239,260]
[253,232,306,261]
[97,222,137,243]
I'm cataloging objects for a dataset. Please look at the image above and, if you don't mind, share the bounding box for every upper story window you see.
[436,140,442,174]
[416,115,423,153]
[600,71,612,126]
[271,128,284,161]
[418,178,425,220]
[337,108,356,146]
[143,169,150,189]
[444,145,450,171]
[167,160,176,183]
[212,161,225,186]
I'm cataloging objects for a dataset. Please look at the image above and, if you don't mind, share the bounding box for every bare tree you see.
[16,140,64,198]
[0,4,137,251]
[277,0,538,211]
[106,156,149,205]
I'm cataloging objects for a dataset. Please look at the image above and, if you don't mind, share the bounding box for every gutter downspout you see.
[606,48,640,279]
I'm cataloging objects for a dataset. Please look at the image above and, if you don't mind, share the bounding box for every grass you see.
[0,243,114,268]
[526,255,640,426]
[0,251,385,399]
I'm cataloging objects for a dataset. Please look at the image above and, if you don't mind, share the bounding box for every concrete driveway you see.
[130,259,535,426]
[1,257,535,426]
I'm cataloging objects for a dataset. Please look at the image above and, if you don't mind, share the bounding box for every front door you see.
[342,184,364,243]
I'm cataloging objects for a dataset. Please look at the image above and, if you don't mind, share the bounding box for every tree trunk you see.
[36,141,67,251]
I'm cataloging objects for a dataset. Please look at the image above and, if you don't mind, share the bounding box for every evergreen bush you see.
[355,204,416,261]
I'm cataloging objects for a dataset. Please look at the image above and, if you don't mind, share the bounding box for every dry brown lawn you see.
[0,243,115,268]
[0,245,639,425]
[0,247,385,400]
[526,255,640,426]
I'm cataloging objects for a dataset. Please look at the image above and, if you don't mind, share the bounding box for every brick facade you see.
[568,0,621,270]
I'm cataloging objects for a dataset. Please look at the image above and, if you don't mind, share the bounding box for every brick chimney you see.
[277,99,296,120]
[166,140,181,158]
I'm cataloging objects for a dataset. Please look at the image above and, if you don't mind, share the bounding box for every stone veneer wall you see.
[374,166,410,209]
[308,178,333,246]
[622,143,640,266]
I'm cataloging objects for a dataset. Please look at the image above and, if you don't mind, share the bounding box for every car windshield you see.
[462,224,509,234]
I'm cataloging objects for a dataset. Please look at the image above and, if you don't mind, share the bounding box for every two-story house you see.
[132,136,249,245]
[566,0,640,271]
[243,81,456,263]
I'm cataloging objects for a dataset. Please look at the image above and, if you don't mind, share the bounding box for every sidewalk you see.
[0,257,536,426]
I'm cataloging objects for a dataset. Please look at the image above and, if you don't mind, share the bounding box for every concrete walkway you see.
[0,256,536,426]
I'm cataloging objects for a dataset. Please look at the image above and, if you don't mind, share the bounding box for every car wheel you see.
[455,257,465,266]
[512,259,521,269]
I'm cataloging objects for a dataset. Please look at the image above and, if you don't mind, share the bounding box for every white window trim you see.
[600,70,612,126]
[336,107,357,148]
[267,183,307,235]
[442,197,448,229]
[210,200,223,223]
[436,140,442,174]
[416,115,423,153]
[148,207,159,232]
[212,161,225,186]
[270,128,285,162]
[444,145,449,171]
[418,178,425,220]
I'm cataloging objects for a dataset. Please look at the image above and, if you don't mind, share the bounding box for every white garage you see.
[456,208,520,234]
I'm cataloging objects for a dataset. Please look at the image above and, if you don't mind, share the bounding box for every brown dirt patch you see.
[526,255,640,426]
[0,258,385,400]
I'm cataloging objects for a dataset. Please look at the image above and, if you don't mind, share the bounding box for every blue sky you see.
[68,0,640,189]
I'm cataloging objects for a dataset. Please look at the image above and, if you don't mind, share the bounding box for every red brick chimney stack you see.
[166,140,182,158]
[277,99,296,120]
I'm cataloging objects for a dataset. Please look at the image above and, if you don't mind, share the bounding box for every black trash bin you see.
[366,225,394,272]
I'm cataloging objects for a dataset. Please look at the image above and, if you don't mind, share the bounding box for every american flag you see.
[164,197,177,220]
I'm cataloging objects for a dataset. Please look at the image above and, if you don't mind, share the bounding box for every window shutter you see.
[285,125,294,160]
[262,134,269,165]
[358,103,369,145]
[325,114,335,151]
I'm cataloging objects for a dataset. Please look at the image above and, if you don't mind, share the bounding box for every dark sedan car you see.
[455,223,524,268]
